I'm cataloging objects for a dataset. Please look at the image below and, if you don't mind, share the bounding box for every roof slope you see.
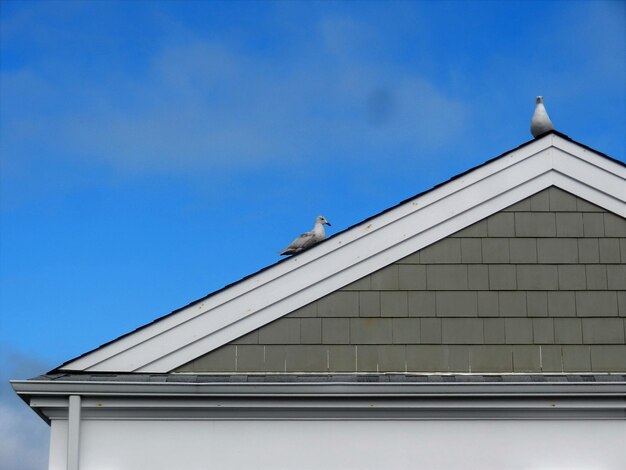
[57,131,626,373]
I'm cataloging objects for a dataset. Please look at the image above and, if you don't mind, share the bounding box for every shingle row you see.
[178,344,626,373]
[40,372,626,383]
[235,316,626,346]
[287,290,626,317]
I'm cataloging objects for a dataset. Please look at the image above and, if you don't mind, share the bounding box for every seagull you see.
[530,96,554,138]
[280,216,331,255]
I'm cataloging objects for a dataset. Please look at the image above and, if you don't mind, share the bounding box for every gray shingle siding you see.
[177,188,626,374]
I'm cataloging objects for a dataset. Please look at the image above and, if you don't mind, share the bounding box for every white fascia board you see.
[14,379,626,421]
[14,378,626,398]
[60,135,626,373]
[550,140,626,216]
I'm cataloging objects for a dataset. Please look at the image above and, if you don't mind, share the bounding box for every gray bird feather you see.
[280,216,331,255]
[531,96,554,138]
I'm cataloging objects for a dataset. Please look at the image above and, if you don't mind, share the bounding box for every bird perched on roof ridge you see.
[530,96,554,138]
[280,215,331,255]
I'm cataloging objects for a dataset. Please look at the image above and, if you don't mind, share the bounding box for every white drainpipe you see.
[67,395,81,470]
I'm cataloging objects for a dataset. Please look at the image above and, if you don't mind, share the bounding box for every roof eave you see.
[13,376,626,423]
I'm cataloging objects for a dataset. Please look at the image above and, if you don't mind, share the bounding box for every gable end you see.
[58,133,626,373]
[178,188,626,374]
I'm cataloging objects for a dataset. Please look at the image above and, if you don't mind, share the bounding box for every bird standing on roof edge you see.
[280,216,331,255]
[530,96,554,138]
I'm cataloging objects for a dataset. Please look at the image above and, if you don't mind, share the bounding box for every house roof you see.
[55,131,626,374]
[30,372,626,384]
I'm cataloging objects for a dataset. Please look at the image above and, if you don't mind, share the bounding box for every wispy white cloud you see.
[1,9,468,180]
[0,347,51,470]
[1,0,623,213]
[0,402,49,470]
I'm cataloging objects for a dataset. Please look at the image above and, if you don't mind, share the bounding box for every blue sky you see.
[0,1,625,466]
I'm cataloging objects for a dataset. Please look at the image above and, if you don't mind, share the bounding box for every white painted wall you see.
[49,419,626,470]
[48,420,67,470]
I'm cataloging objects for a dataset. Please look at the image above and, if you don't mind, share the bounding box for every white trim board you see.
[13,379,626,421]
[59,133,626,373]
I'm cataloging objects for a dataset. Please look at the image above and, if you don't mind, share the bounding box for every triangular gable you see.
[59,132,626,373]
[176,186,626,374]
